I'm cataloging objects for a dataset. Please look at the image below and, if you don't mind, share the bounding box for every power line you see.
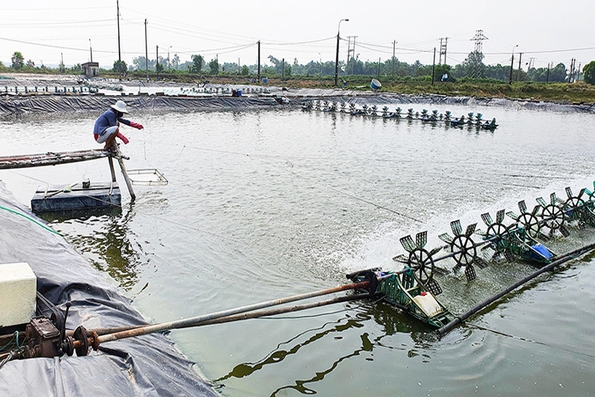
[261,37,335,46]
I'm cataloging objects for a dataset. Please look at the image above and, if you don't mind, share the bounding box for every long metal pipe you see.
[72,292,377,339]
[97,281,368,344]
[437,242,595,336]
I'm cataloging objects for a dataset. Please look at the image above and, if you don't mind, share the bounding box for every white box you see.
[0,262,37,328]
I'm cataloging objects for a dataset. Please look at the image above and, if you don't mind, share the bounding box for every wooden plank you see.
[0,149,108,169]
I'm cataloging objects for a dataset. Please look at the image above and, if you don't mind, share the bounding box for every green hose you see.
[0,205,61,236]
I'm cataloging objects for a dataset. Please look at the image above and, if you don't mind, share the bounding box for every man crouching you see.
[93,100,144,150]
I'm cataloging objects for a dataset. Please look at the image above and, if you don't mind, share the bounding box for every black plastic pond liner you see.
[0,181,217,397]
[0,95,282,117]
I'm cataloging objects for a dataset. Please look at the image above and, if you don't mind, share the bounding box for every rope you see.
[0,351,13,370]
[140,127,164,173]
[325,186,423,223]
[0,331,24,371]
[0,205,60,236]
[0,331,20,352]
[176,143,426,222]
[468,324,595,361]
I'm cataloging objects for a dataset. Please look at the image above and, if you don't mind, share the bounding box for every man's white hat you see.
[110,100,129,113]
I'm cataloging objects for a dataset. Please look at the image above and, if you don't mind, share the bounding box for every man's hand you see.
[130,122,144,130]
[116,132,129,144]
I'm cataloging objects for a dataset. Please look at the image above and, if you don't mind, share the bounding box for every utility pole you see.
[156,45,159,80]
[546,62,551,83]
[116,0,121,64]
[392,40,397,77]
[508,44,518,84]
[431,47,436,85]
[334,18,349,87]
[144,19,148,81]
[517,52,523,82]
[168,46,171,71]
[89,39,93,63]
[257,41,261,82]
[509,53,515,84]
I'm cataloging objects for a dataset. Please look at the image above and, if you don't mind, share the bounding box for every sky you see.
[0,0,594,72]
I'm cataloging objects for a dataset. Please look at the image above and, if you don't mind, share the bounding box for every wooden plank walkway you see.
[0,149,109,169]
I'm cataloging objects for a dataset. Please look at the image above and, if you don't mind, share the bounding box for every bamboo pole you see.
[111,142,135,200]
[108,156,117,183]
[0,149,107,169]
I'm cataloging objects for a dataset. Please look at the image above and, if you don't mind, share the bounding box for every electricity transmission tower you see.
[346,36,357,75]
[469,30,488,78]
[438,37,448,64]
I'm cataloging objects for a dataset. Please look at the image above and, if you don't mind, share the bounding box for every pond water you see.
[1,101,595,396]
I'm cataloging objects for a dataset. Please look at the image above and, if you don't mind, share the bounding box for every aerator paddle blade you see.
[551,192,563,205]
[506,210,519,221]
[464,265,477,281]
[451,219,463,236]
[496,209,505,224]
[518,200,528,214]
[400,235,416,252]
[438,232,453,245]
[429,246,443,256]
[425,278,443,296]
[433,266,450,276]
[392,254,409,264]
[565,186,574,199]
[481,212,494,227]
[465,223,477,236]
[416,231,428,249]
[474,257,489,269]
[536,196,547,208]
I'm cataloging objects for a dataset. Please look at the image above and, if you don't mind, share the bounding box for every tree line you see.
[123,51,595,85]
[3,50,595,85]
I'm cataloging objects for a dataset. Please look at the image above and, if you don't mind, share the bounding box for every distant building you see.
[82,62,99,77]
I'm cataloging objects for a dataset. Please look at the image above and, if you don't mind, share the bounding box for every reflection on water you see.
[218,317,365,381]
[35,189,172,290]
[41,205,143,289]
[215,300,441,395]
